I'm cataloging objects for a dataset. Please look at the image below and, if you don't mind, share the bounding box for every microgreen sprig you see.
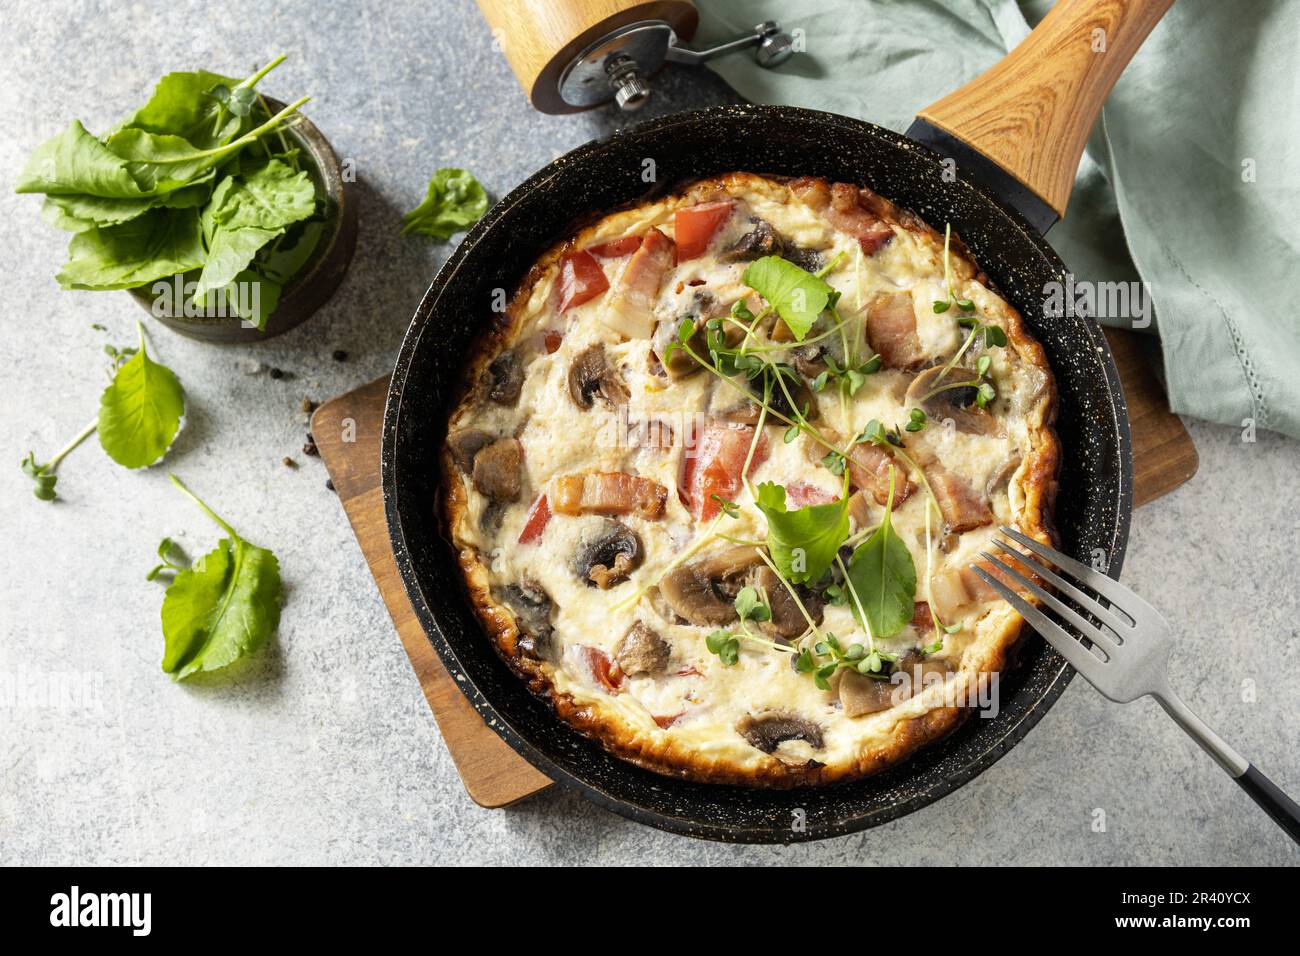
[705,585,794,666]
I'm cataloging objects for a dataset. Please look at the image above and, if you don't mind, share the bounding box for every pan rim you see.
[382,103,1133,843]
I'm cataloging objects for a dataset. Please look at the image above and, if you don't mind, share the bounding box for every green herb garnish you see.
[845,468,917,640]
[741,255,836,341]
[97,322,185,468]
[401,167,489,239]
[160,475,282,680]
[753,476,850,585]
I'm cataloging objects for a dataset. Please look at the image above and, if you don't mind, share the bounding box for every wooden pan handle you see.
[915,0,1172,218]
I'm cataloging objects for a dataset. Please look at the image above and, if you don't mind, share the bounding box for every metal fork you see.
[973,526,1300,843]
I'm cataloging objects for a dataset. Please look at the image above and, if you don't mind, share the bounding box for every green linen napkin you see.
[696,0,1300,438]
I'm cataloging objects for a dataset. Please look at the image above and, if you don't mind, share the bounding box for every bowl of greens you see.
[15,56,357,343]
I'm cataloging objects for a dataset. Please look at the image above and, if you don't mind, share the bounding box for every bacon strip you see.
[930,469,994,534]
[790,177,894,255]
[845,441,914,507]
[601,227,674,339]
[865,292,926,369]
[552,472,667,520]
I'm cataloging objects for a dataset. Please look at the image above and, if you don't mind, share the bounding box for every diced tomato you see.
[556,250,608,312]
[786,480,837,507]
[652,712,683,729]
[680,420,768,521]
[542,329,563,353]
[588,235,643,258]
[674,201,734,261]
[579,646,624,694]
[517,494,551,544]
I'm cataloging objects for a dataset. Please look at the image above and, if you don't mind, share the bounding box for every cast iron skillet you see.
[382,0,1167,842]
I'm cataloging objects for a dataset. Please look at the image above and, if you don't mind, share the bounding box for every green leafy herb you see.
[704,584,793,667]
[146,537,188,581]
[97,322,185,468]
[160,474,282,680]
[812,352,882,397]
[20,419,97,502]
[741,255,835,341]
[402,168,489,239]
[845,468,917,640]
[905,408,927,432]
[192,158,315,297]
[754,478,850,585]
[17,56,321,329]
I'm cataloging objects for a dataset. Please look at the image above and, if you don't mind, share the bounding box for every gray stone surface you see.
[1,0,1296,866]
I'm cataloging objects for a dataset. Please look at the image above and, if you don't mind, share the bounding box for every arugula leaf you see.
[121,69,242,144]
[98,322,185,468]
[192,160,315,296]
[161,475,282,680]
[104,95,308,194]
[57,207,205,290]
[402,168,488,239]
[741,255,834,341]
[845,469,916,639]
[754,479,849,585]
[15,119,151,199]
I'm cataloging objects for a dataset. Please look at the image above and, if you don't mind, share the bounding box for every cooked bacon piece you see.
[588,235,643,258]
[960,547,1047,602]
[786,480,837,507]
[844,441,914,507]
[517,494,551,544]
[556,250,608,312]
[674,201,735,261]
[578,646,624,694]
[865,292,926,370]
[653,712,684,729]
[790,177,894,255]
[680,420,768,521]
[930,469,994,534]
[552,472,667,520]
[911,601,935,635]
[600,226,674,339]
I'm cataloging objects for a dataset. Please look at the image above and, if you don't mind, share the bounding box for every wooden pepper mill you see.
[475,0,794,113]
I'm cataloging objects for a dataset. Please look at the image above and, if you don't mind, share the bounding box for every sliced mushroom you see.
[614,622,671,676]
[839,670,897,717]
[721,218,822,272]
[793,344,828,379]
[493,580,553,658]
[576,520,642,589]
[757,368,818,422]
[986,453,1022,498]
[891,651,956,702]
[659,546,763,625]
[446,427,493,473]
[753,566,823,640]
[905,365,1002,436]
[483,349,523,406]
[568,344,631,410]
[736,711,824,754]
[471,438,522,501]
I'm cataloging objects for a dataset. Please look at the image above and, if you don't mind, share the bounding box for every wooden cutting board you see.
[312,326,1197,808]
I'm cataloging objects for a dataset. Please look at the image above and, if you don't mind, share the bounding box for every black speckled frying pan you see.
[382,0,1169,842]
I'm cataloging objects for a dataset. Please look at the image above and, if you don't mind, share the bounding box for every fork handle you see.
[1236,765,1300,843]
[1157,691,1300,843]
